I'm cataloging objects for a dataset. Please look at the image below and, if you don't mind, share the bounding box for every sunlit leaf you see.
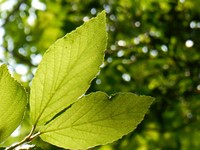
[40,92,154,149]
[30,11,107,127]
[0,65,27,143]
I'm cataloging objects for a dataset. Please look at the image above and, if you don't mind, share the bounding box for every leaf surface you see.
[30,11,107,126]
[40,92,154,149]
[0,65,27,143]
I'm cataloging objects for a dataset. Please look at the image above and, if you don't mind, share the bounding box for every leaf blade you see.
[40,92,154,149]
[0,65,27,143]
[30,11,107,126]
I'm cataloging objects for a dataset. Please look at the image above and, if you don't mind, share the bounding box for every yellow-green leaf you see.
[0,65,27,143]
[40,92,154,149]
[30,11,107,127]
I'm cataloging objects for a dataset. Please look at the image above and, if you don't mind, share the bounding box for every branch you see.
[5,126,40,150]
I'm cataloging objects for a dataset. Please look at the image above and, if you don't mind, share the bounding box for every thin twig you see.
[5,126,40,150]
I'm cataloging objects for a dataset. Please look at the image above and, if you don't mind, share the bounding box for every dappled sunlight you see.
[185,40,194,48]
[1,0,200,149]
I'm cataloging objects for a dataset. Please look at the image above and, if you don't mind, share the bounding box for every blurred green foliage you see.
[0,0,200,149]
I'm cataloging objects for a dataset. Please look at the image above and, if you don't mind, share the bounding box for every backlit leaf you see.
[30,11,107,127]
[0,65,27,143]
[40,92,154,149]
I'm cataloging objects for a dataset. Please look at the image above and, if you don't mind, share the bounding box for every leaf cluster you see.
[0,11,154,150]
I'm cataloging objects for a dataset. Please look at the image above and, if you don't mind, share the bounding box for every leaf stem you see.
[5,126,40,150]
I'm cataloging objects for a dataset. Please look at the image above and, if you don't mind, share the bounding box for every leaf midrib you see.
[41,109,142,134]
[34,31,97,126]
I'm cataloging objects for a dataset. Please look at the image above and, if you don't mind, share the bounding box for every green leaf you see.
[40,92,154,149]
[30,11,107,126]
[0,65,27,143]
